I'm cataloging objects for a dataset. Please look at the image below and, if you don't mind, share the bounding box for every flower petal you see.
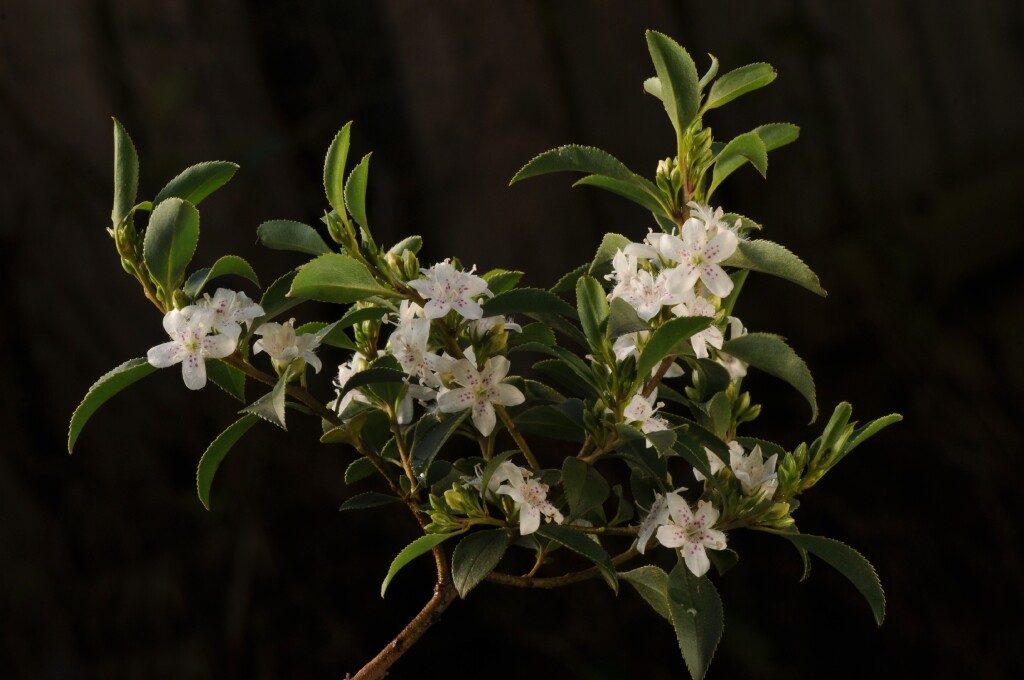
[683,542,711,577]
[201,333,236,359]
[656,523,687,549]
[491,383,524,407]
[181,352,207,390]
[519,504,541,535]
[699,263,734,298]
[147,341,187,368]
[437,387,474,413]
[471,400,496,436]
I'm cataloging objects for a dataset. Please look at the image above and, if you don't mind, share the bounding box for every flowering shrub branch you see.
[69,30,901,680]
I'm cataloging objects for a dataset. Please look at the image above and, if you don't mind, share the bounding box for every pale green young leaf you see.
[111,117,139,228]
[289,253,398,304]
[667,562,724,680]
[697,54,719,90]
[381,533,461,597]
[324,122,353,216]
[722,239,826,297]
[68,358,157,453]
[637,316,713,377]
[645,31,700,136]
[620,565,671,620]
[143,197,200,296]
[257,219,332,256]
[536,524,618,593]
[782,533,886,625]
[704,63,776,111]
[643,76,663,100]
[183,255,260,299]
[154,161,238,206]
[345,152,372,228]
[452,529,510,598]
[722,332,818,422]
[196,414,259,510]
[708,132,768,197]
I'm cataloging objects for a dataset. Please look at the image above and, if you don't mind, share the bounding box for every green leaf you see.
[324,122,353,216]
[842,413,903,458]
[620,565,670,620]
[68,358,157,453]
[255,270,301,328]
[576,276,609,358]
[516,400,586,443]
[643,76,663,100]
[707,391,732,439]
[240,369,290,430]
[335,367,407,404]
[143,197,200,296]
[206,359,246,402]
[698,53,719,90]
[573,174,667,214]
[646,31,700,136]
[381,532,460,597]
[154,161,238,206]
[704,63,776,111]
[722,332,818,422]
[607,297,652,339]
[289,253,398,304]
[589,232,631,276]
[478,451,517,500]
[339,491,403,512]
[708,132,768,196]
[345,457,378,484]
[719,270,748,319]
[508,322,556,349]
[410,412,469,474]
[482,287,578,319]
[196,414,259,510]
[722,239,826,297]
[295,321,356,351]
[183,255,260,299]
[550,263,587,294]
[452,529,510,598]
[708,548,739,577]
[111,117,139,228]
[481,269,524,295]
[511,144,645,185]
[637,316,713,377]
[561,457,610,521]
[755,122,800,150]
[345,152,372,228]
[388,235,422,255]
[667,562,724,680]
[257,219,332,256]
[781,533,886,626]
[536,524,618,593]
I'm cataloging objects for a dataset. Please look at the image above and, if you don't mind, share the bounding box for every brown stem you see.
[496,404,539,469]
[485,547,638,589]
[641,356,676,399]
[349,545,457,680]
[222,354,341,426]
[389,416,419,494]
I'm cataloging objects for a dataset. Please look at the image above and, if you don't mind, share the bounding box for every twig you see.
[485,547,638,589]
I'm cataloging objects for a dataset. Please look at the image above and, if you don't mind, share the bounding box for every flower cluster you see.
[469,461,564,535]
[637,489,728,577]
[694,440,779,500]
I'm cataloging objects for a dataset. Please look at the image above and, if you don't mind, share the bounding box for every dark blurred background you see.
[2,1,1022,678]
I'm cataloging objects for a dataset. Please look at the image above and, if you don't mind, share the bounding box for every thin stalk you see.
[486,547,638,589]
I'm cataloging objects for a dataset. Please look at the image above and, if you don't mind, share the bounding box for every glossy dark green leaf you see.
[255,270,301,328]
[111,117,139,228]
[196,414,259,510]
[646,30,700,136]
[143,197,199,296]
[381,532,461,597]
[667,562,724,680]
[338,491,403,511]
[620,565,670,620]
[561,457,610,521]
[183,255,260,299]
[589,233,631,276]
[782,533,886,625]
[576,276,609,357]
[345,456,378,484]
[257,219,332,256]
[515,399,586,443]
[240,369,290,430]
[722,239,826,297]
[206,359,246,402]
[550,263,588,294]
[722,332,818,422]
[289,253,398,304]
[537,524,618,593]
[842,413,902,458]
[411,411,469,474]
[154,161,238,206]
[508,322,556,349]
[607,297,652,339]
[481,269,524,295]
[511,144,645,185]
[452,529,509,598]
[573,174,667,214]
[324,122,353,215]
[704,62,776,110]
[637,316,712,377]
[482,287,578,319]
[345,152,372,228]
[68,358,157,453]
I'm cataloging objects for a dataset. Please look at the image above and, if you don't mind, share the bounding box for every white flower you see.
[388,302,438,382]
[654,215,738,298]
[693,441,735,482]
[436,356,524,436]
[147,306,236,390]
[686,201,731,236]
[198,288,264,340]
[612,332,685,378]
[467,314,523,339]
[253,318,323,373]
[729,444,779,500]
[332,352,372,416]
[637,492,671,554]
[492,463,564,535]
[715,316,748,381]
[606,250,685,321]
[622,391,669,445]
[408,260,492,320]
[655,493,727,577]
[670,291,724,359]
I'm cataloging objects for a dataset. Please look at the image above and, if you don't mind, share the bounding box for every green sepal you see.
[143,197,200,298]
[324,122,353,216]
[68,357,157,453]
[721,332,818,423]
[289,253,398,304]
[196,414,260,510]
[536,524,618,593]
[381,532,462,598]
[704,62,776,111]
[667,561,724,680]
[111,117,139,228]
[452,529,510,598]
[154,160,238,207]
[257,219,332,256]
[183,255,260,299]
